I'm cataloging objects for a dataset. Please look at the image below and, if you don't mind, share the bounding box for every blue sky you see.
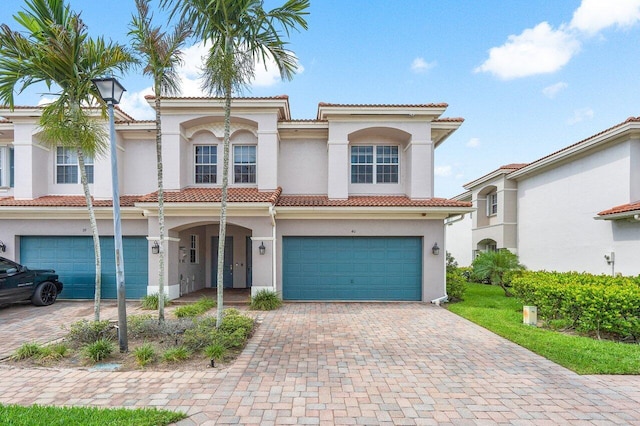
[3,0,640,198]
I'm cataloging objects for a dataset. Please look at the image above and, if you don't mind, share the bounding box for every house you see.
[447,116,640,276]
[0,97,471,302]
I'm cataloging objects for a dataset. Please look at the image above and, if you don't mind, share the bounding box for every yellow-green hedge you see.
[512,271,640,340]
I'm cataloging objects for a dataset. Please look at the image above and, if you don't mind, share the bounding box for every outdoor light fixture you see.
[92,76,128,352]
[432,242,440,256]
[152,241,160,255]
[0,240,5,252]
[259,242,266,255]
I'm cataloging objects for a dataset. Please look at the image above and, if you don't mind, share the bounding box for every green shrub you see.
[140,293,170,310]
[204,343,227,362]
[249,290,283,310]
[174,297,216,318]
[445,252,467,302]
[11,343,44,360]
[219,310,254,336]
[127,314,192,340]
[182,316,217,351]
[39,343,69,362]
[67,320,116,344]
[82,338,115,363]
[133,343,156,367]
[162,346,190,363]
[471,249,525,296]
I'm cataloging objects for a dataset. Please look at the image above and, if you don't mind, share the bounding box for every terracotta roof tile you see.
[276,195,471,208]
[145,95,289,101]
[137,187,282,204]
[433,117,465,123]
[0,195,140,207]
[317,102,448,108]
[598,201,640,216]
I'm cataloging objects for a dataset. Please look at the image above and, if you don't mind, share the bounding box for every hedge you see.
[512,271,640,340]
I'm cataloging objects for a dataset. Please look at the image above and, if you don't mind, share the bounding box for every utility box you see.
[523,306,537,326]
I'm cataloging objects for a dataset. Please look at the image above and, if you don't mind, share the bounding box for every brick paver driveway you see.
[1,302,640,425]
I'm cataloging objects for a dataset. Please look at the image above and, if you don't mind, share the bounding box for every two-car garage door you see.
[283,237,422,301]
[20,236,148,300]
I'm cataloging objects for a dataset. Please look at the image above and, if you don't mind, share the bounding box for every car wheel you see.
[31,281,58,306]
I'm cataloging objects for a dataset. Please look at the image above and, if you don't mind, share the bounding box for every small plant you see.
[174,297,216,318]
[82,338,115,363]
[249,290,283,310]
[162,346,190,363]
[11,342,44,360]
[133,343,156,367]
[204,343,226,362]
[445,252,467,302]
[39,343,69,362]
[68,320,116,344]
[183,317,217,351]
[140,293,170,310]
[471,249,525,296]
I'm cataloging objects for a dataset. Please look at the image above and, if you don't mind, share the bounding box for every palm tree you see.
[129,0,191,323]
[472,249,525,297]
[162,0,309,327]
[0,0,134,321]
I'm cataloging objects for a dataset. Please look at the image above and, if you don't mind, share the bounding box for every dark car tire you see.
[31,281,58,306]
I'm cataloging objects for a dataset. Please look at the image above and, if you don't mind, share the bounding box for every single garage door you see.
[283,236,422,301]
[20,236,148,300]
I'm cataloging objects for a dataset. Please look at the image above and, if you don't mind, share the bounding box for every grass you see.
[0,403,185,426]
[447,283,640,375]
[173,297,216,318]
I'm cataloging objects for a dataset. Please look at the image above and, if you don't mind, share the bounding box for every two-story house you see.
[447,116,640,276]
[0,97,471,302]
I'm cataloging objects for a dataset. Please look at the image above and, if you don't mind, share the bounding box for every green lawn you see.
[447,283,640,375]
[0,404,185,426]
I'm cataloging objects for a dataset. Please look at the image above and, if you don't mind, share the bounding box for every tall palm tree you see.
[129,0,191,323]
[0,0,134,321]
[162,0,309,327]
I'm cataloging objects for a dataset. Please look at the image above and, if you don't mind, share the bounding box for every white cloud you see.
[567,107,594,124]
[542,81,568,98]
[475,22,580,79]
[434,165,452,177]
[570,0,640,34]
[410,57,436,74]
[466,137,480,148]
[119,87,155,120]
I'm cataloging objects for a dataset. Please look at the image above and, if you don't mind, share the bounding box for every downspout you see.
[444,213,465,226]
[269,206,277,292]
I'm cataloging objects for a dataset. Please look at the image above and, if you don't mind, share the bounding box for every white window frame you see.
[350,145,399,184]
[189,235,199,264]
[487,192,498,216]
[194,145,218,184]
[0,146,4,187]
[233,145,257,184]
[56,147,93,184]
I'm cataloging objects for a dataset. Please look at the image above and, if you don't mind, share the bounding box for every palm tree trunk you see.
[78,148,102,321]
[155,90,166,323]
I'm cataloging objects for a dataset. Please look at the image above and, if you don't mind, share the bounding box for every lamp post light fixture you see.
[152,240,160,255]
[91,77,128,352]
[431,242,440,256]
[0,240,6,252]
[259,242,266,255]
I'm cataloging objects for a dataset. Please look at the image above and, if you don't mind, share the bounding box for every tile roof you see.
[317,102,448,108]
[597,201,640,216]
[276,195,471,208]
[0,195,140,207]
[145,95,289,101]
[137,187,282,204]
[463,163,528,188]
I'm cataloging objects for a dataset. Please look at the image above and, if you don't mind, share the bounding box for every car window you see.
[0,259,18,275]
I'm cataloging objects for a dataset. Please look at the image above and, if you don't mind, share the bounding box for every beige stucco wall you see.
[278,138,328,195]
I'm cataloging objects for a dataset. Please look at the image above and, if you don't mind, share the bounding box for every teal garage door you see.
[20,236,148,300]
[283,237,422,301]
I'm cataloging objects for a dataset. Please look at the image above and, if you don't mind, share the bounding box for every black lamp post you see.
[91,77,128,352]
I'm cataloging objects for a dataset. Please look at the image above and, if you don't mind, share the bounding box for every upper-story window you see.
[0,147,4,187]
[234,145,256,183]
[350,145,398,184]
[487,192,498,216]
[195,145,217,184]
[56,147,93,184]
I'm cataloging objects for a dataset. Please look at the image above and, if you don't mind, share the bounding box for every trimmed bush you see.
[249,290,283,310]
[67,320,116,344]
[140,293,170,310]
[174,297,216,318]
[445,252,467,302]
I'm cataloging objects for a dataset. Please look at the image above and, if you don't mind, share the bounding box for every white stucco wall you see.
[516,141,640,275]
[279,138,328,195]
[445,213,473,266]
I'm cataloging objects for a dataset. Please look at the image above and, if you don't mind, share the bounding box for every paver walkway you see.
[1,302,640,424]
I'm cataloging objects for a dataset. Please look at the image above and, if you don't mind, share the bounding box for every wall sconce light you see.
[259,242,266,255]
[152,241,160,254]
[0,240,5,252]
[431,242,440,256]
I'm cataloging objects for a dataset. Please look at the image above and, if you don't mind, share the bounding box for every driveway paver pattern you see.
[1,302,640,425]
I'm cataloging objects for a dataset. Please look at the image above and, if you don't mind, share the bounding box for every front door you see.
[212,236,233,289]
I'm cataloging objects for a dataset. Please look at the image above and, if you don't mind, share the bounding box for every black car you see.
[0,257,63,306]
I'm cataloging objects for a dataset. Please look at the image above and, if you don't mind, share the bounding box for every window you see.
[234,145,256,183]
[487,243,498,252]
[195,145,217,183]
[0,147,4,187]
[351,145,398,184]
[189,235,198,264]
[56,147,93,184]
[487,192,498,216]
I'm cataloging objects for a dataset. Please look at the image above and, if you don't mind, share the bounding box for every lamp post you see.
[92,77,128,352]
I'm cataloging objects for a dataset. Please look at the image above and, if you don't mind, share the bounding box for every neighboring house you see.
[447,116,640,276]
[0,97,471,302]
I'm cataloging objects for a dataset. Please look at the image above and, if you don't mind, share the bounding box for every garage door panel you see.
[283,236,421,301]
